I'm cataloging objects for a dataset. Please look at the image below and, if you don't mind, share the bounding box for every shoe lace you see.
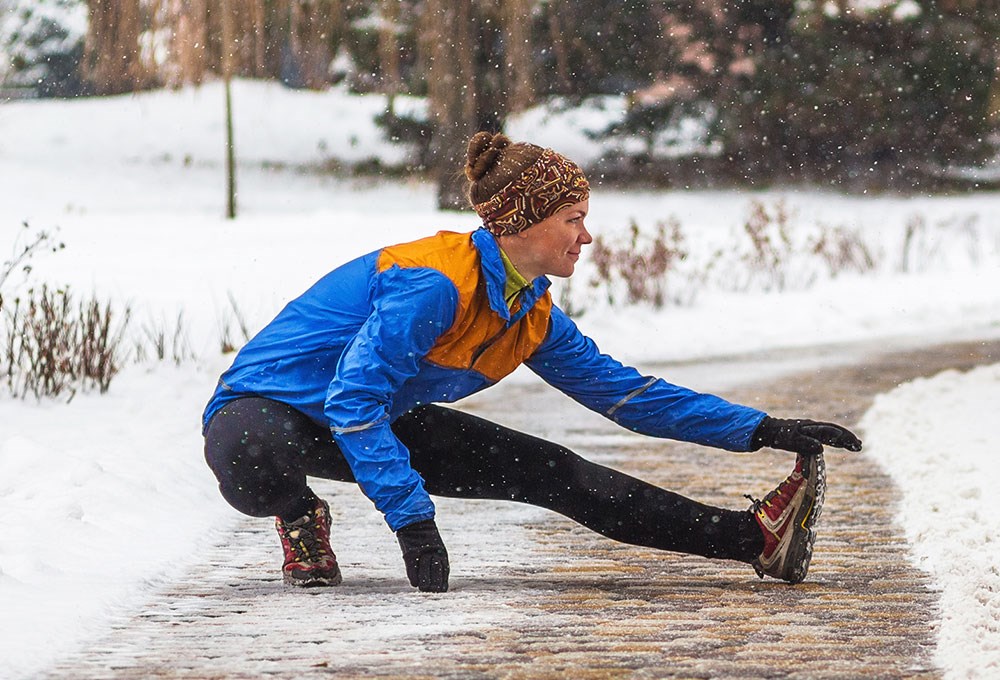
[746,469,797,513]
[279,515,329,562]
[745,493,767,579]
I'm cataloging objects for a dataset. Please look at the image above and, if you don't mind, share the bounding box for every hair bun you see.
[465,132,511,183]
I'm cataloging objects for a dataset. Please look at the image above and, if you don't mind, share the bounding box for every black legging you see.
[204,397,762,563]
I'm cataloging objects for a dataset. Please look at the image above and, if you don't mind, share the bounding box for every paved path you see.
[43,338,1000,679]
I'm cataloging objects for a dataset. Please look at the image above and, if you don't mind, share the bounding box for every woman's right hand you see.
[752,416,863,455]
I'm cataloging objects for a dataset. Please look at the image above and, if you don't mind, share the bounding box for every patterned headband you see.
[474,148,590,236]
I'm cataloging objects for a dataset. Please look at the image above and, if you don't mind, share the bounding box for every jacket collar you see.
[471,227,551,321]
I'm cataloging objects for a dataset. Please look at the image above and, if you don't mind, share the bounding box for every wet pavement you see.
[42,338,1000,679]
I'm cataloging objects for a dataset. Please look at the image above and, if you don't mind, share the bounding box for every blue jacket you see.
[203,228,766,531]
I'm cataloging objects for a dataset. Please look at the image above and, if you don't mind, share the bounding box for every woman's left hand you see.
[396,519,450,592]
[752,416,862,455]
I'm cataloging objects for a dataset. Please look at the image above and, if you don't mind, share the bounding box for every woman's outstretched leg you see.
[393,405,764,563]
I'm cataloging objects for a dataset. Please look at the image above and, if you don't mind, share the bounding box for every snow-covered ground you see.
[0,80,998,679]
[861,364,1000,677]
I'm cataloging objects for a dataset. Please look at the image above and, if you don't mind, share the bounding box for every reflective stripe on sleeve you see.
[606,377,657,417]
[330,413,390,435]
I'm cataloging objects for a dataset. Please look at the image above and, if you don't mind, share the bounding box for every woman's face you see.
[506,199,591,279]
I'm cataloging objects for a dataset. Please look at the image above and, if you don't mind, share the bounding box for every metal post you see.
[221,0,237,219]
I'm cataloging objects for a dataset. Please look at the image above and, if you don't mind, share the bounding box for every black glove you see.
[396,519,449,592]
[751,416,862,455]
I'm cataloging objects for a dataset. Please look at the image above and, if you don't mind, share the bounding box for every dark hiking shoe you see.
[748,453,826,584]
[275,498,343,587]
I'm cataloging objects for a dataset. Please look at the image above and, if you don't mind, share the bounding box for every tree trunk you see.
[246,0,268,77]
[163,0,209,86]
[379,0,402,98]
[84,0,152,94]
[423,0,479,210]
[289,0,336,89]
[988,33,1000,128]
[502,0,534,113]
[546,0,572,95]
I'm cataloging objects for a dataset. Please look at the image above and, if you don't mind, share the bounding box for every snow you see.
[0,360,235,669]
[861,365,1000,677]
[0,80,999,678]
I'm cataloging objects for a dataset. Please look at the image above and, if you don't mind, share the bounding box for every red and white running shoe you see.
[749,453,826,584]
[275,498,343,587]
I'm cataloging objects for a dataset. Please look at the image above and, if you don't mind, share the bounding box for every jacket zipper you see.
[470,326,509,367]
[471,291,530,368]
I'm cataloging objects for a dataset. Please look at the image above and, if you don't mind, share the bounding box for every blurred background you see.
[2,0,998,206]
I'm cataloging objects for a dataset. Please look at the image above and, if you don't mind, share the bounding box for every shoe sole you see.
[783,453,826,584]
[283,568,344,588]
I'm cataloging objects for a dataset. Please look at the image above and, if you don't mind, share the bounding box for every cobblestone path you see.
[43,338,1000,679]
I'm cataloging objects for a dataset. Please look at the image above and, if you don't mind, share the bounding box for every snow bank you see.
[0,357,240,678]
[861,363,1000,679]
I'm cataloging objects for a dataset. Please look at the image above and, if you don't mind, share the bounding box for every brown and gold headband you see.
[474,148,590,236]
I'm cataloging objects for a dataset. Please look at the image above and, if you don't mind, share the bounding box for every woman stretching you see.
[203,132,862,592]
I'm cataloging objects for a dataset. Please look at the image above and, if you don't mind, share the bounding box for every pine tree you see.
[0,0,87,97]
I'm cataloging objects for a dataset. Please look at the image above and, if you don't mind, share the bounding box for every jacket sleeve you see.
[525,306,766,451]
[324,265,458,531]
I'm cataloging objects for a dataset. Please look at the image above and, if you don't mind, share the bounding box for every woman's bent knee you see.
[203,399,311,517]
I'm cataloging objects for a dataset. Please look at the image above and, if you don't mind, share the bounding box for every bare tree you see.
[422,0,478,209]
[417,0,540,208]
[149,0,211,87]
[500,0,534,113]
[287,0,338,89]
[84,0,153,94]
[151,0,273,87]
[545,0,573,94]
[379,0,403,110]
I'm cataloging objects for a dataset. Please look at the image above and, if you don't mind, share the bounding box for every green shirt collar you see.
[498,247,532,309]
